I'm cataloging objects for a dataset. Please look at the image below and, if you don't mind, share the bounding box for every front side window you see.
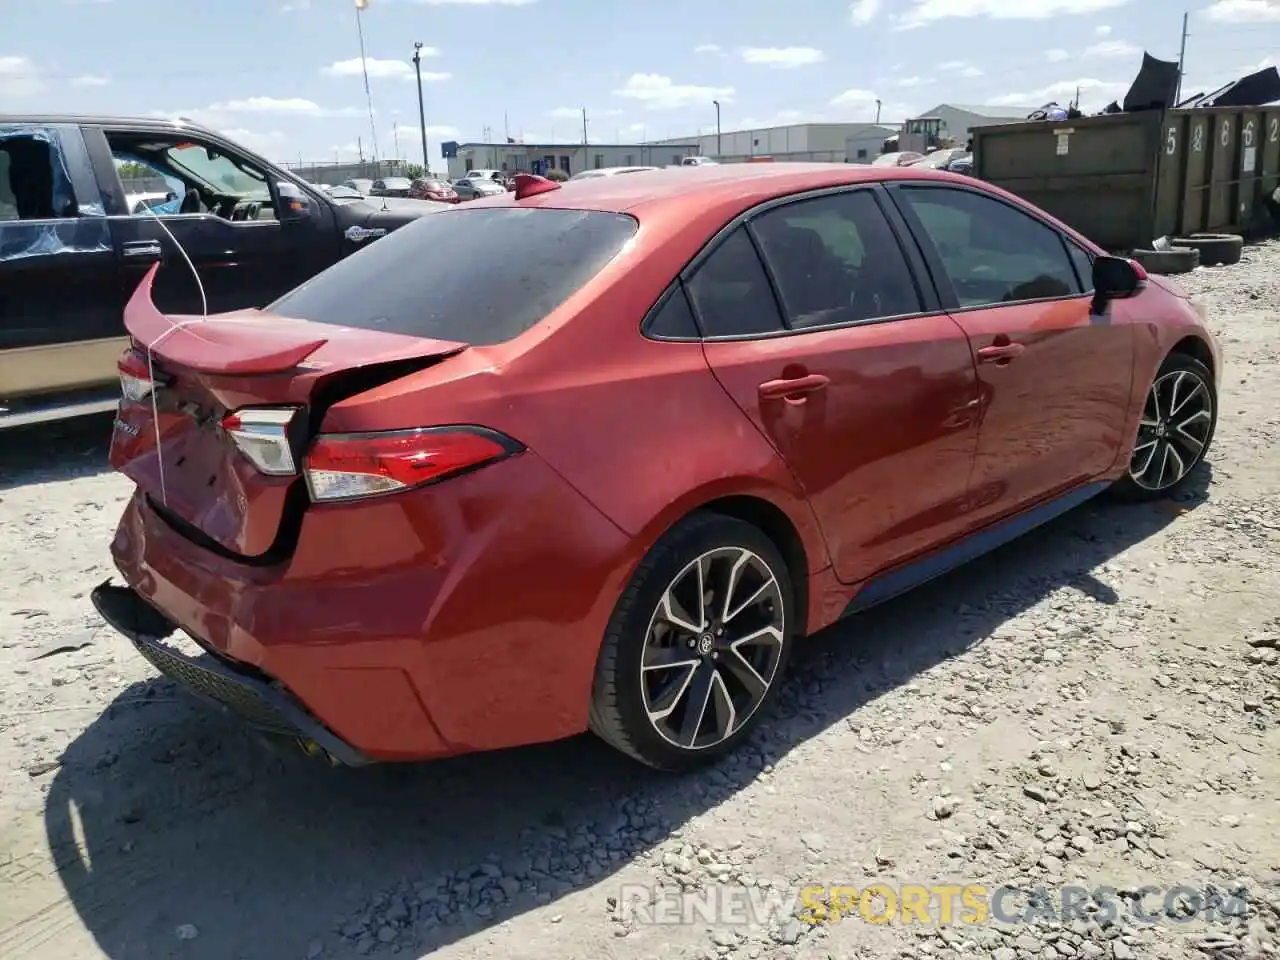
[684,228,785,338]
[897,186,1082,307]
[106,133,278,222]
[270,207,637,346]
[751,190,922,328]
[1067,240,1095,292]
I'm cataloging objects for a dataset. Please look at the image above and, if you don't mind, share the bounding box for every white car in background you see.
[567,165,659,181]
[680,156,718,166]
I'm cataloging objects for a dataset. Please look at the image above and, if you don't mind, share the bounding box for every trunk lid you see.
[111,263,468,559]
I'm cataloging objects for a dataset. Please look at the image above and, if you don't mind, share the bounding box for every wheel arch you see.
[626,480,828,639]
[1168,334,1216,380]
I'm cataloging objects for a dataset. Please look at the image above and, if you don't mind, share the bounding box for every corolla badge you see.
[344,225,388,243]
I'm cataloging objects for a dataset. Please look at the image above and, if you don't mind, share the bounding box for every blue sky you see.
[2,0,1276,166]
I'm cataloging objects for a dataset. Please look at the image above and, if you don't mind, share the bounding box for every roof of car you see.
[490,162,960,215]
[0,113,218,132]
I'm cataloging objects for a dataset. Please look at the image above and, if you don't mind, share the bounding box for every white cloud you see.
[220,128,288,157]
[208,96,360,117]
[69,74,110,87]
[694,43,724,55]
[612,74,734,110]
[1202,0,1280,21]
[398,0,536,4]
[0,55,43,99]
[392,123,460,139]
[1046,48,1072,62]
[850,0,883,24]
[938,60,984,76]
[896,0,1131,30]
[322,56,447,82]
[1083,39,1140,57]
[989,77,1128,108]
[739,46,826,68]
[1095,22,1112,34]
[896,75,934,87]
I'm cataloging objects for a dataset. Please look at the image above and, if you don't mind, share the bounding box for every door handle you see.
[121,240,163,261]
[758,373,830,401]
[977,342,1025,364]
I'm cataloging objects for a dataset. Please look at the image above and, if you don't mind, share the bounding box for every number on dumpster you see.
[1220,121,1231,147]
[1166,126,1177,155]
[1243,120,1255,147]
[1271,118,1279,143]
[1192,124,1204,152]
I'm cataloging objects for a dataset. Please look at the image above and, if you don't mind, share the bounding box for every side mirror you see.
[1092,255,1143,299]
[276,181,313,223]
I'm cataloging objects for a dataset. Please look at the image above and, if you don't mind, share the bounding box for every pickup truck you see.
[0,114,448,430]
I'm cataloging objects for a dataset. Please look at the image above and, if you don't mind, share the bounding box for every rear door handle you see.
[758,373,830,401]
[121,240,163,261]
[976,343,1025,364]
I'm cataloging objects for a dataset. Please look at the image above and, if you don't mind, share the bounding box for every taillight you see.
[303,426,520,502]
[118,349,170,402]
[221,407,303,476]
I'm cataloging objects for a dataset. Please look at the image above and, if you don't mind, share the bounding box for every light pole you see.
[875,99,882,124]
[353,0,380,174]
[413,41,430,174]
[712,99,721,157]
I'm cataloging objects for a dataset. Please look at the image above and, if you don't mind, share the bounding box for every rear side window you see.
[685,228,785,337]
[269,207,638,346]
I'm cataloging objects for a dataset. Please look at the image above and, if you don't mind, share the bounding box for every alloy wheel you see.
[1129,368,1214,491]
[640,547,785,751]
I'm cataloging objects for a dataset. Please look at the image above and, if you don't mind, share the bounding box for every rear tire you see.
[588,512,795,771]
[1110,353,1217,502]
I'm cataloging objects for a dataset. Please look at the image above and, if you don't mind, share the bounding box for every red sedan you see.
[96,165,1220,772]
[408,177,459,203]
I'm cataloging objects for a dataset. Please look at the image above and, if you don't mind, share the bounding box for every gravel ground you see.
[1,243,1277,960]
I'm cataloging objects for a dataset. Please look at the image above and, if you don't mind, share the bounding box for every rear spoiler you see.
[123,263,329,375]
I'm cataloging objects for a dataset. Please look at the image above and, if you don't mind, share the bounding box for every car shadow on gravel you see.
[38,468,1212,960]
[0,415,114,491]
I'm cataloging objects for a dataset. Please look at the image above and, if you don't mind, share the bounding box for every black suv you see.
[0,114,448,429]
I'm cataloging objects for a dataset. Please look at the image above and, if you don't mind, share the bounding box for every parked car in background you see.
[946,153,974,176]
[452,177,507,201]
[463,168,506,183]
[873,151,925,167]
[371,177,413,198]
[409,178,460,203]
[911,148,969,170]
[680,156,718,166]
[0,113,449,429]
[322,184,365,199]
[95,163,1219,774]
[568,166,659,181]
[342,178,374,195]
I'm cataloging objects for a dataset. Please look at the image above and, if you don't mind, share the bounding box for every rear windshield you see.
[269,207,638,346]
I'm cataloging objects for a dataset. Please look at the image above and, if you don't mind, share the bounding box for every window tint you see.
[1067,240,1095,292]
[751,190,922,328]
[685,228,785,338]
[270,207,637,346]
[899,187,1082,307]
[645,283,700,339]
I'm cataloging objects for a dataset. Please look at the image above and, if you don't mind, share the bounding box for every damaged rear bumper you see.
[91,580,372,767]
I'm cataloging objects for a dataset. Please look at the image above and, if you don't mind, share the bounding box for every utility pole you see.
[1174,10,1189,106]
[582,108,589,145]
[413,42,430,173]
[875,99,882,124]
[713,99,721,156]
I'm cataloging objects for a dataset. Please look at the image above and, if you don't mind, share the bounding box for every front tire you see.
[1111,352,1217,502]
[588,513,795,771]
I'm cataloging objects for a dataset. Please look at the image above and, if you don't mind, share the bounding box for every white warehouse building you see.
[649,122,899,164]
